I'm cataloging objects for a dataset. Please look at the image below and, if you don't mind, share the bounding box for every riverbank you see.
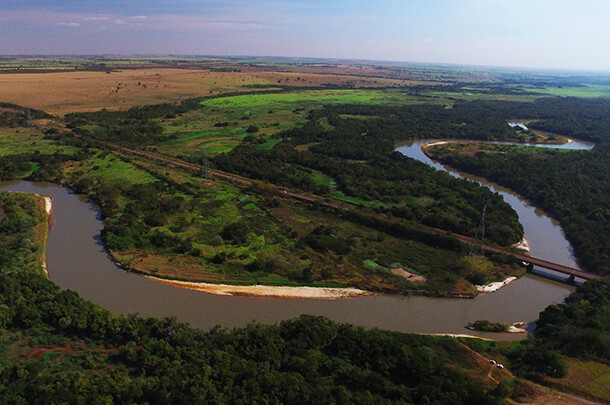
[4,191,53,277]
[476,277,518,294]
[36,194,52,277]
[143,276,375,299]
[512,236,530,252]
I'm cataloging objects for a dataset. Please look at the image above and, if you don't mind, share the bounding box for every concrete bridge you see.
[479,244,602,281]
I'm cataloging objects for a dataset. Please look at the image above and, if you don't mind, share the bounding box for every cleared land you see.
[0,68,431,115]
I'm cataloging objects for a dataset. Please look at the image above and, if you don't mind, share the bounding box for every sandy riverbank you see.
[43,195,52,215]
[39,195,52,277]
[476,277,518,294]
[143,276,375,299]
[512,236,530,252]
[422,141,448,150]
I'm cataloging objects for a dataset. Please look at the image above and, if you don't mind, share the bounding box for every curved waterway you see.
[396,138,595,271]
[0,150,584,339]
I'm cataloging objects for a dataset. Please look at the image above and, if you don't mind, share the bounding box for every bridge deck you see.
[483,247,602,280]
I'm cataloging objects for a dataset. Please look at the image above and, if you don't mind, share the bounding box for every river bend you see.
[2,139,589,339]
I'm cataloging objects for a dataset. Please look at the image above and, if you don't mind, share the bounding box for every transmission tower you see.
[469,204,487,256]
[200,149,210,182]
[26,109,33,127]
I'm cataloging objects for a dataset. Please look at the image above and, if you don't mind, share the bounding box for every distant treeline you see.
[0,151,89,182]
[65,98,205,145]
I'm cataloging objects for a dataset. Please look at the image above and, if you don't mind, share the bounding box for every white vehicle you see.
[489,359,496,365]
[497,364,504,369]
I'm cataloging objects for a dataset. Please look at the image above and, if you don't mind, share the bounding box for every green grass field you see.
[523,84,610,98]
[80,153,157,185]
[157,89,428,157]
[542,358,610,403]
[0,128,79,156]
[201,89,413,109]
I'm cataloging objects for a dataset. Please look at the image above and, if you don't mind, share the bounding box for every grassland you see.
[426,84,610,102]
[0,127,78,157]
[0,67,427,115]
[540,358,610,403]
[524,84,610,98]
[157,89,430,157]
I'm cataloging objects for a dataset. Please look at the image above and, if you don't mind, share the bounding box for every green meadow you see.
[0,128,79,156]
[201,89,412,109]
[524,84,610,98]
[157,89,427,157]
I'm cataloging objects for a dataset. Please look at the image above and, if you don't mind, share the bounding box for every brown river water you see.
[2,140,592,339]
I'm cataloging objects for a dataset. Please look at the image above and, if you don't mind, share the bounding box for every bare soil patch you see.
[390,266,426,282]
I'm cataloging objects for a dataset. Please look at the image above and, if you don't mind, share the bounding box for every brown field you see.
[0,67,432,115]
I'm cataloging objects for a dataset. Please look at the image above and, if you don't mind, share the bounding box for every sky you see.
[1,0,609,71]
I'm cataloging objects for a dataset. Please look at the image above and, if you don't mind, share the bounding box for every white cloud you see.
[82,16,110,21]
[128,15,147,20]
[58,22,80,27]
[420,38,432,44]
[114,19,128,25]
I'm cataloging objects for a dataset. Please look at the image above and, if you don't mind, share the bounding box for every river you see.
[1,140,590,339]
[395,138,595,271]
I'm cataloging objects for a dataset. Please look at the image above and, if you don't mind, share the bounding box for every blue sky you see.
[1,0,609,71]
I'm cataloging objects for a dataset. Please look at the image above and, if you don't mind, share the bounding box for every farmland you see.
[0,64,431,115]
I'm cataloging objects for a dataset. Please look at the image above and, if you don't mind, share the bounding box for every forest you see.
[428,141,610,275]
[421,97,610,275]
[56,94,610,285]
[212,104,525,247]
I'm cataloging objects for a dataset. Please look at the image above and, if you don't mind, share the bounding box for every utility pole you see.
[469,204,487,256]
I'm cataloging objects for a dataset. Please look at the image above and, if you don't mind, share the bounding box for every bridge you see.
[479,244,602,281]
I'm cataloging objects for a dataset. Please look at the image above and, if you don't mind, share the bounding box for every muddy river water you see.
[1,139,593,339]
